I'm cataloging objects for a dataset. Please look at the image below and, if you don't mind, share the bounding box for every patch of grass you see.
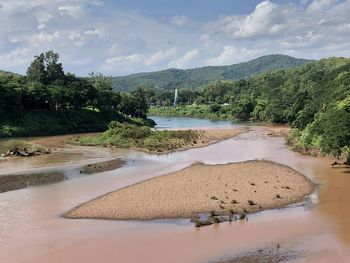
[69,121,202,152]
[210,196,218,200]
[228,209,236,214]
[237,213,246,220]
[194,218,213,228]
[213,217,220,224]
[228,214,233,222]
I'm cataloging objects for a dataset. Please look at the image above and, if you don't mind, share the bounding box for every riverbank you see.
[65,160,314,220]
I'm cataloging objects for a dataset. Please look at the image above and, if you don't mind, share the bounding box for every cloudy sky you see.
[0,0,350,76]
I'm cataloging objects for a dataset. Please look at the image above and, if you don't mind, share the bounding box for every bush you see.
[70,121,202,152]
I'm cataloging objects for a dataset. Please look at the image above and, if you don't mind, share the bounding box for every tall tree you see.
[26,51,64,84]
[26,53,46,83]
[44,51,64,82]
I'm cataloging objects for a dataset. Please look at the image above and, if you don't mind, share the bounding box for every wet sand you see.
[217,245,299,263]
[0,172,66,193]
[65,160,314,220]
[264,125,291,137]
[80,158,126,174]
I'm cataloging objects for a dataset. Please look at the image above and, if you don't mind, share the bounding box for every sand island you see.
[65,160,314,221]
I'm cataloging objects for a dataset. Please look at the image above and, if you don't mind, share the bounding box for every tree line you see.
[0,51,149,120]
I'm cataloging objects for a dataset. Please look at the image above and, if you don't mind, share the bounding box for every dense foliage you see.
[150,104,233,120]
[113,55,310,91]
[70,121,201,152]
[0,51,150,137]
[151,57,350,162]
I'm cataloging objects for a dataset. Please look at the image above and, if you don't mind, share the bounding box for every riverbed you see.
[0,116,350,263]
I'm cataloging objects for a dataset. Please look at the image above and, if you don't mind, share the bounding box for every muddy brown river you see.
[0,119,350,262]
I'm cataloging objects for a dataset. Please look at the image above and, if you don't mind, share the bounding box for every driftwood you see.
[331,161,350,166]
[1,147,50,158]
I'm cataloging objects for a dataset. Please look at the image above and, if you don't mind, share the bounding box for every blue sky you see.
[0,0,349,76]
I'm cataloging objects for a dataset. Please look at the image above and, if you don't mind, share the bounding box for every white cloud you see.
[209,0,350,58]
[0,0,350,75]
[0,48,29,68]
[307,0,338,12]
[146,48,177,66]
[206,46,265,66]
[106,53,145,65]
[212,0,292,39]
[170,15,189,27]
[169,50,199,68]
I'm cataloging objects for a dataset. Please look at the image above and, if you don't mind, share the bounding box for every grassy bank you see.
[0,109,155,138]
[149,105,235,120]
[70,121,202,152]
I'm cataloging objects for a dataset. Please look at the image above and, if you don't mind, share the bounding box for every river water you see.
[0,116,350,262]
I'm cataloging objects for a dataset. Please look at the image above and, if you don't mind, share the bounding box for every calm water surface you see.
[0,116,350,263]
[149,115,243,129]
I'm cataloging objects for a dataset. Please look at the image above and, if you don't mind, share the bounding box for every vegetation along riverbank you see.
[69,121,244,153]
[148,57,350,164]
[0,51,153,138]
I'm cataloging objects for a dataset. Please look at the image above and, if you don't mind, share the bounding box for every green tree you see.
[88,72,121,111]
[130,87,149,118]
[26,53,46,83]
[26,51,64,84]
[44,51,64,82]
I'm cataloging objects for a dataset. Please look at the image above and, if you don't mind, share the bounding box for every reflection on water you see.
[0,118,350,263]
[149,115,243,129]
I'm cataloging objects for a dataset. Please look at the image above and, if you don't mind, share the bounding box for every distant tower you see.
[173,88,178,108]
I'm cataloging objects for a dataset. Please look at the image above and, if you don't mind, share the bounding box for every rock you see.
[331,161,341,166]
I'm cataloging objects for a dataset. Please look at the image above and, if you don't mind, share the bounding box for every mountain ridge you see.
[112,54,313,91]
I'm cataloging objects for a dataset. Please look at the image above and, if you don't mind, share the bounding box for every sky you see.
[0,0,350,76]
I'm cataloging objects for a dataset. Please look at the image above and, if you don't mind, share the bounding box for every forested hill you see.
[112,54,311,91]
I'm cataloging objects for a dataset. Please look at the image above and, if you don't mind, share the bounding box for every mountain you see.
[112,54,312,91]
